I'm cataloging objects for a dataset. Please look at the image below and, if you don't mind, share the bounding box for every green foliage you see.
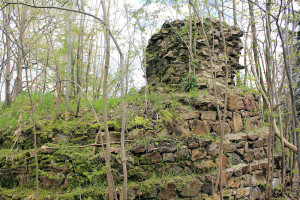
[0,92,30,130]
[191,60,199,67]
[129,117,152,129]
[149,93,164,111]
[182,73,198,91]
[190,88,199,100]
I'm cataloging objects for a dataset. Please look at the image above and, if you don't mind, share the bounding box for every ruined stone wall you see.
[146,19,244,86]
[127,127,282,200]
[132,19,284,199]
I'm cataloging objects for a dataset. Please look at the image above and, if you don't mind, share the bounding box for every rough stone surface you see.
[228,94,244,110]
[225,132,248,142]
[202,184,213,195]
[213,122,231,135]
[250,187,261,200]
[174,145,191,160]
[207,143,219,156]
[244,95,256,112]
[248,134,259,141]
[192,120,211,136]
[227,177,242,188]
[159,144,177,153]
[201,111,217,121]
[191,148,207,161]
[179,112,200,120]
[140,152,162,164]
[131,145,146,154]
[252,171,267,186]
[253,138,267,148]
[233,112,243,133]
[223,141,237,153]
[243,174,252,187]
[193,160,217,173]
[146,19,244,85]
[188,141,200,149]
[236,187,251,198]
[178,179,203,197]
[174,122,191,137]
[228,153,243,165]
[163,153,175,162]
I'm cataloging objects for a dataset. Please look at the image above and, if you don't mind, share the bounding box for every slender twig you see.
[41,140,133,149]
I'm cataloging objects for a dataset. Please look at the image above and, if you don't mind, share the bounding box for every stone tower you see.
[146,19,244,86]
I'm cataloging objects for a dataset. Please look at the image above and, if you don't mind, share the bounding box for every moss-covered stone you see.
[140,152,162,165]
[129,117,152,129]
[128,166,152,181]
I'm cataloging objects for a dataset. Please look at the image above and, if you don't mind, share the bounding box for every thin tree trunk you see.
[101,0,115,198]
[248,0,268,111]
[119,29,127,200]
[144,46,148,113]
[125,43,131,95]
[12,5,28,100]
[76,1,85,116]
[19,18,40,199]
[92,35,99,98]
[214,0,229,198]
[5,6,11,107]
[85,29,94,94]
[233,0,237,27]
[265,2,273,196]
[49,34,61,116]
[41,43,49,103]
[65,1,76,111]
[244,24,250,86]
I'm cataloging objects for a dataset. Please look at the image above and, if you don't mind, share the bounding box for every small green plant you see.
[190,88,199,101]
[182,73,198,91]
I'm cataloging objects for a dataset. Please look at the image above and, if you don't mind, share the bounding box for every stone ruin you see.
[146,19,244,86]
[145,19,261,137]
[123,19,284,199]
[0,19,285,200]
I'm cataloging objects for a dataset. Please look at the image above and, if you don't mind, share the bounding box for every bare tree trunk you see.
[125,43,131,95]
[18,17,40,199]
[41,44,49,103]
[244,24,250,86]
[65,1,76,111]
[0,43,5,103]
[144,47,148,112]
[85,28,94,94]
[233,0,237,27]
[12,5,28,100]
[266,1,274,192]
[188,3,193,76]
[92,35,99,98]
[101,0,115,198]
[248,0,268,111]
[76,1,85,116]
[214,0,229,198]
[49,34,61,116]
[5,5,11,107]
[120,52,127,199]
